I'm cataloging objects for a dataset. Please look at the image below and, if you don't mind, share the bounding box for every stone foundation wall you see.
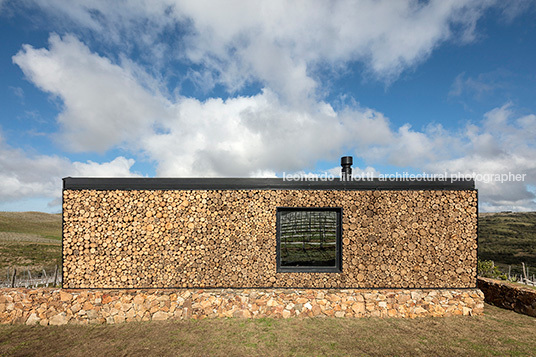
[1,288,484,325]
[477,277,536,317]
[63,189,478,289]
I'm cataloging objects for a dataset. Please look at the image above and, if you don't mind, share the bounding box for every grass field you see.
[478,212,536,276]
[0,212,61,239]
[0,212,61,273]
[0,304,535,356]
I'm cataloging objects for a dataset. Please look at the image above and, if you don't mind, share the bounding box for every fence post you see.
[53,265,58,287]
[11,268,16,288]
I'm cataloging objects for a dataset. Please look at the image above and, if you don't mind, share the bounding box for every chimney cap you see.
[341,156,353,166]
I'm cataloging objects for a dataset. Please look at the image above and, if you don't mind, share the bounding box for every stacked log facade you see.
[62,180,477,290]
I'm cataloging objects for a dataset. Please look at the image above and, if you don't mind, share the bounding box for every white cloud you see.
[12,35,394,178]
[498,0,536,23]
[143,89,393,177]
[159,0,495,87]
[71,157,137,177]
[4,2,535,212]
[426,104,536,211]
[449,70,509,100]
[388,124,437,166]
[11,33,536,211]
[0,133,139,202]
[13,0,501,100]
[13,34,170,153]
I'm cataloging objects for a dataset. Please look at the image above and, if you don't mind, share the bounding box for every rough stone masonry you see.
[0,288,484,325]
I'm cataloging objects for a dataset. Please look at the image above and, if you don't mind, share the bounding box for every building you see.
[60,157,483,318]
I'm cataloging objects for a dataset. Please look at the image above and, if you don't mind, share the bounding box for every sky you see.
[0,0,535,213]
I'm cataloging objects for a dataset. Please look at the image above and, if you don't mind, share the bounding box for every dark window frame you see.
[276,207,343,273]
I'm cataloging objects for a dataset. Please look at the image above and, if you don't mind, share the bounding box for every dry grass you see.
[0,304,535,356]
[0,212,61,272]
[0,212,61,240]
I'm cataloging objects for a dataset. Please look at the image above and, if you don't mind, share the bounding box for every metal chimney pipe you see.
[341,156,353,181]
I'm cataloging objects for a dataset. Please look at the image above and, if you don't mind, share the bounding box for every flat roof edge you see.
[63,177,475,191]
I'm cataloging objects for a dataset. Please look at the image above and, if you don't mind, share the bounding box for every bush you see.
[478,259,508,280]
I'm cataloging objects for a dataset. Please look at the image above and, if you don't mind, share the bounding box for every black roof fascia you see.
[63,177,475,191]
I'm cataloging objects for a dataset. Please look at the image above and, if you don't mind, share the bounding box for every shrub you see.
[477,259,508,280]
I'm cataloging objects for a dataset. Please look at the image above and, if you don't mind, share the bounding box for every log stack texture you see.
[62,189,477,289]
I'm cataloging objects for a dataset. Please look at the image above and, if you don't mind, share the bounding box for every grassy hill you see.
[0,211,61,239]
[0,212,61,273]
[478,212,536,277]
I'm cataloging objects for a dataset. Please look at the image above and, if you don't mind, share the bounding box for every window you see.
[276,207,342,273]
